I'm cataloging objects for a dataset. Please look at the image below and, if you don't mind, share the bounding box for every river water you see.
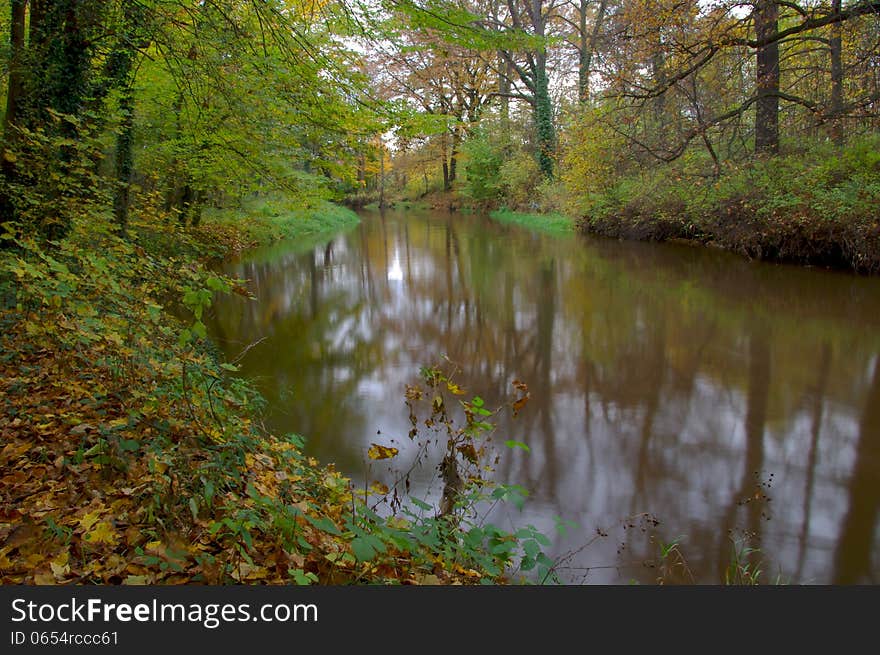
[208,208,880,584]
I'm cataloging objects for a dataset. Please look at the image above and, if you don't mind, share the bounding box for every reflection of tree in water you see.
[795,342,831,580]
[716,323,770,582]
[833,356,880,584]
[207,238,379,471]
[207,209,880,583]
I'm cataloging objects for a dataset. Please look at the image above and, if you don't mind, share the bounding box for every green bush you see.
[461,129,508,204]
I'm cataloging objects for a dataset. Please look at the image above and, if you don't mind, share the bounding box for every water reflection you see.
[208,208,880,584]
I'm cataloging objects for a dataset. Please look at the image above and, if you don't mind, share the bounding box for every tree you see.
[483,0,563,177]
[369,15,494,191]
[754,0,780,154]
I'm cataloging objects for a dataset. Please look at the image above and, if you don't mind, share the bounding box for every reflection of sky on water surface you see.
[209,209,880,584]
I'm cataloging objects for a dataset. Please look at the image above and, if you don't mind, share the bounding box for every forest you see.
[1,0,879,586]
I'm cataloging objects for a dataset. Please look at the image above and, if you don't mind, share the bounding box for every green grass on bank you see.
[489,209,575,236]
[203,196,361,252]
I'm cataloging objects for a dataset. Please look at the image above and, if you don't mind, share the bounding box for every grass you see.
[489,209,576,236]
[202,195,361,253]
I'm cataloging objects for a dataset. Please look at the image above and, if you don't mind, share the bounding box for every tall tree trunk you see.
[579,0,607,105]
[498,55,511,123]
[578,0,589,104]
[113,88,134,234]
[528,0,555,178]
[534,53,555,178]
[441,131,450,191]
[0,0,28,228]
[165,91,184,215]
[754,0,780,154]
[3,0,27,149]
[449,126,459,185]
[378,141,386,208]
[110,3,147,235]
[829,0,844,144]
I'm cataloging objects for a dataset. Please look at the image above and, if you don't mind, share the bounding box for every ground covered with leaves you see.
[0,199,530,586]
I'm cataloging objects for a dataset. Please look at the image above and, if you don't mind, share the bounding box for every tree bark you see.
[534,53,555,178]
[449,127,459,185]
[3,0,27,149]
[113,88,134,234]
[754,0,780,154]
[529,0,555,178]
[829,0,844,144]
[579,0,607,105]
[498,54,511,122]
[578,0,589,104]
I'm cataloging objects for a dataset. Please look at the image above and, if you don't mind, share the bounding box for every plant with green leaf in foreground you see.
[353,361,562,584]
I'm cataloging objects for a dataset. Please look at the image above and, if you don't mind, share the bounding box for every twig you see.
[230,336,268,365]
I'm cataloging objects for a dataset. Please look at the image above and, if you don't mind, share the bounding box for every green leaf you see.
[304,514,342,536]
[192,320,207,340]
[523,539,541,558]
[410,497,432,511]
[504,440,530,452]
[289,569,317,585]
[206,276,230,292]
[350,537,377,562]
[118,438,140,452]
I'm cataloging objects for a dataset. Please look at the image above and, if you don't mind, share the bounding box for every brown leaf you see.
[369,481,389,495]
[367,443,399,460]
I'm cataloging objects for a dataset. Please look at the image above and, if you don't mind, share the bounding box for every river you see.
[208,207,880,584]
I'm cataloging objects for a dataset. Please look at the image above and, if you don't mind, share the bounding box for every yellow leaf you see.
[33,573,56,585]
[416,573,441,585]
[25,553,45,568]
[446,382,465,395]
[50,551,70,580]
[230,563,259,581]
[83,521,118,546]
[124,575,149,585]
[79,511,101,532]
[367,443,399,460]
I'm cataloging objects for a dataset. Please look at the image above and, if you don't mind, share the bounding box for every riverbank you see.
[0,198,520,585]
[201,196,361,254]
[489,209,575,236]
[576,140,880,274]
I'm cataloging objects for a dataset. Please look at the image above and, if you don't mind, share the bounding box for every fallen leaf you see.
[83,521,118,546]
[123,575,149,585]
[367,443,399,460]
[33,573,56,585]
